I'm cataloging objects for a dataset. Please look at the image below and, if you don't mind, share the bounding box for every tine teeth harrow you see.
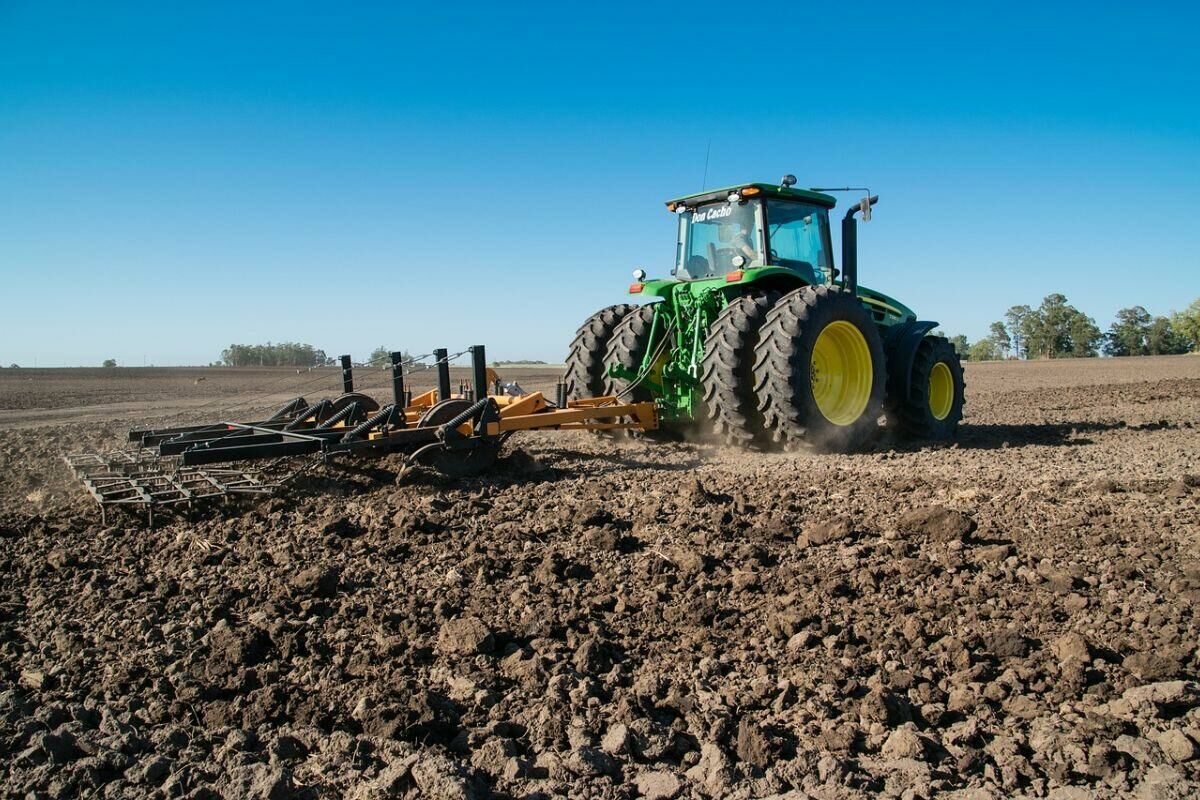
[66,344,660,523]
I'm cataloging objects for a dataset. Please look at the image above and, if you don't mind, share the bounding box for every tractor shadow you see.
[888,419,1175,452]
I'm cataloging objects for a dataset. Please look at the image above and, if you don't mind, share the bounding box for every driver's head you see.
[718,222,745,242]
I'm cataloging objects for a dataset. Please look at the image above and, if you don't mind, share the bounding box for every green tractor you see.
[564,176,965,451]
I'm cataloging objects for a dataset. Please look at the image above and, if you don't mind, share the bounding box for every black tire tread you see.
[603,305,657,401]
[603,305,675,439]
[751,284,887,452]
[563,304,639,400]
[893,336,966,439]
[700,291,779,446]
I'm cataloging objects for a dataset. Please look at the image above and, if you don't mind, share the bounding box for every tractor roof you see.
[666,183,837,211]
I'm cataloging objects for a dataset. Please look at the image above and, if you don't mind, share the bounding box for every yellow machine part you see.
[928,362,953,420]
[364,390,658,441]
[487,392,657,435]
[811,321,874,426]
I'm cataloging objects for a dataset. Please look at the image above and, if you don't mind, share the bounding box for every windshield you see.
[676,200,762,279]
[765,199,831,278]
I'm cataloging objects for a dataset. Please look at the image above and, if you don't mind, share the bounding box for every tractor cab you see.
[670,183,836,284]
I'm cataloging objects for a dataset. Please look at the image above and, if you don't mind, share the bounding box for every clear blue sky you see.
[2,2,1197,366]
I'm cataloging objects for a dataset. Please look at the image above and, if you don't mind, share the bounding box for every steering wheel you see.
[769,248,779,261]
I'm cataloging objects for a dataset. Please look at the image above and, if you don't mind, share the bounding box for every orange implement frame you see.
[486,392,657,435]
[358,391,657,441]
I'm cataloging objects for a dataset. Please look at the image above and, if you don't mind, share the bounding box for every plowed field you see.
[2,356,1198,799]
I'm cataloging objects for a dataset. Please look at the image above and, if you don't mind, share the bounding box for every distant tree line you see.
[1102,304,1195,357]
[221,342,331,367]
[950,295,1200,361]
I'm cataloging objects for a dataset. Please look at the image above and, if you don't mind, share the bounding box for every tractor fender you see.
[882,320,939,401]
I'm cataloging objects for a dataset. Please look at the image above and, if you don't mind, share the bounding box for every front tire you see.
[752,285,887,452]
[890,336,965,440]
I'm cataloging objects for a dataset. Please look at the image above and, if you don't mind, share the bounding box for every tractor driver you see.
[723,221,757,262]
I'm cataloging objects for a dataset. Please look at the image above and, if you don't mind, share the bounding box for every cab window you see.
[676,200,762,279]
[766,200,830,276]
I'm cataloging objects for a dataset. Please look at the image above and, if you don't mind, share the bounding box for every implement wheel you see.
[700,290,779,447]
[752,285,886,452]
[564,304,638,400]
[889,336,965,440]
[409,399,500,478]
[320,392,379,423]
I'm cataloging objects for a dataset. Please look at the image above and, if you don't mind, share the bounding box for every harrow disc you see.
[409,399,500,478]
[320,392,380,422]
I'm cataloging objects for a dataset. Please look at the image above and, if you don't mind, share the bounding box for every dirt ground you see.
[2,356,1199,799]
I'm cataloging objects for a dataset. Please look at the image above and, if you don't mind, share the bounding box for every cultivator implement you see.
[66,345,657,522]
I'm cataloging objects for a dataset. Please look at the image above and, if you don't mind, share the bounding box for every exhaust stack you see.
[840,194,878,296]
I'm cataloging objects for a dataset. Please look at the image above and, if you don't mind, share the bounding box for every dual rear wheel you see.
[563,304,639,400]
[564,288,965,451]
[751,285,887,451]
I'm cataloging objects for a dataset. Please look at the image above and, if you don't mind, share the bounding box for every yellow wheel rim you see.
[929,361,953,420]
[810,321,873,426]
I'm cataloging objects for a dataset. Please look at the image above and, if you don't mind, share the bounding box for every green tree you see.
[969,339,1000,361]
[1147,316,1189,355]
[1034,293,1070,357]
[1067,311,1102,358]
[1170,298,1200,353]
[1022,294,1100,358]
[988,321,1010,358]
[1104,306,1152,356]
[1005,305,1032,358]
[367,346,412,365]
[102,358,117,368]
[220,342,329,367]
[948,334,970,358]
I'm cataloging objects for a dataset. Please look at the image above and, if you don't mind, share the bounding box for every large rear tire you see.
[752,285,886,452]
[700,290,779,447]
[563,304,638,400]
[604,305,676,439]
[890,336,965,440]
[603,305,657,402]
